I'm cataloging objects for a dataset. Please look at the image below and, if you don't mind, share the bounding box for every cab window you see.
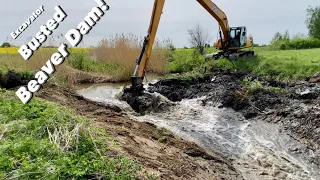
[230,29,236,38]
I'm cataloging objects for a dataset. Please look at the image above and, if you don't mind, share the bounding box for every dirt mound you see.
[34,83,242,179]
[306,72,320,83]
[120,85,175,115]
[148,71,246,102]
[0,70,33,89]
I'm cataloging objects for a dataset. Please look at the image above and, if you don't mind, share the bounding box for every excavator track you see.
[205,50,255,61]
[227,50,255,60]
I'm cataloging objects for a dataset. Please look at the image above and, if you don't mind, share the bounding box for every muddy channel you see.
[77,72,320,180]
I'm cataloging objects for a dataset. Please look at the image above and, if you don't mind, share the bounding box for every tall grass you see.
[89,34,172,81]
[0,49,91,86]
[0,49,55,72]
[0,33,172,83]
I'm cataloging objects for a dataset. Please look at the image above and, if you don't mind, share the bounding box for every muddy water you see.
[77,84,320,180]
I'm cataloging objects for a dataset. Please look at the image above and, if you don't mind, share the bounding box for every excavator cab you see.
[229,27,247,48]
[211,26,253,60]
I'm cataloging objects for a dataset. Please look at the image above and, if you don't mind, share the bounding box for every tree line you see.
[270,6,320,50]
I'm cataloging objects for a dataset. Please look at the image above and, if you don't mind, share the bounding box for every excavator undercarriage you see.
[205,49,255,61]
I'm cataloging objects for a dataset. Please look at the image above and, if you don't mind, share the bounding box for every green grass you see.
[242,76,283,93]
[169,47,320,80]
[67,53,119,74]
[0,89,142,179]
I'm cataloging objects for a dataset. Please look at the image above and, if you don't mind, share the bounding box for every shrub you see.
[1,42,11,47]
[67,53,118,74]
[270,31,320,50]
[288,38,320,49]
[271,38,320,50]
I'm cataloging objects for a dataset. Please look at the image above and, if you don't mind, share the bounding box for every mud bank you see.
[0,70,33,89]
[32,83,243,179]
[122,70,320,165]
[151,71,319,143]
[57,66,115,84]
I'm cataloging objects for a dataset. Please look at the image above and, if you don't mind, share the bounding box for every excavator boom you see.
[131,0,253,87]
[196,0,229,44]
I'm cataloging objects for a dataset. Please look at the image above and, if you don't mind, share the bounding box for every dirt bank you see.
[0,70,33,89]
[33,83,243,180]
[143,70,320,152]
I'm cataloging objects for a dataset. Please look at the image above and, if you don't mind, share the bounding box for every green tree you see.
[292,32,307,40]
[306,6,320,39]
[270,31,290,50]
[271,32,283,43]
[283,30,290,42]
[1,42,11,47]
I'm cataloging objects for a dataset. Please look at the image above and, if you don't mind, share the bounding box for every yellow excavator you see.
[131,0,254,86]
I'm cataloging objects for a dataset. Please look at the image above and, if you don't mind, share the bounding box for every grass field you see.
[168,47,320,80]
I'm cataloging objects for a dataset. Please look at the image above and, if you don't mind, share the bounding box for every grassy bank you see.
[0,89,144,179]
[167,47,320,81]
[1,37,319,84]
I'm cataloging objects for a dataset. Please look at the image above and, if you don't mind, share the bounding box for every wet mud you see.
[0,70,33,89]
[140,71,320,148]
[120,84,175,115]
[34,83,243,180]
[120,70,320,179]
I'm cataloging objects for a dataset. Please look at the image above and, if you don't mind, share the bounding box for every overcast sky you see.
[0,0,319,48]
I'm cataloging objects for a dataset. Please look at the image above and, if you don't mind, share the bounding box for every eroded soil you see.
[143,70,320,153]
[119,70,320,179]
[0,70,32,89]
[33,83,243,180]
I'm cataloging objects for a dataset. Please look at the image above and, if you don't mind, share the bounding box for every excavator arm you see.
[131,0,165,86]
[131,0,230,87]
